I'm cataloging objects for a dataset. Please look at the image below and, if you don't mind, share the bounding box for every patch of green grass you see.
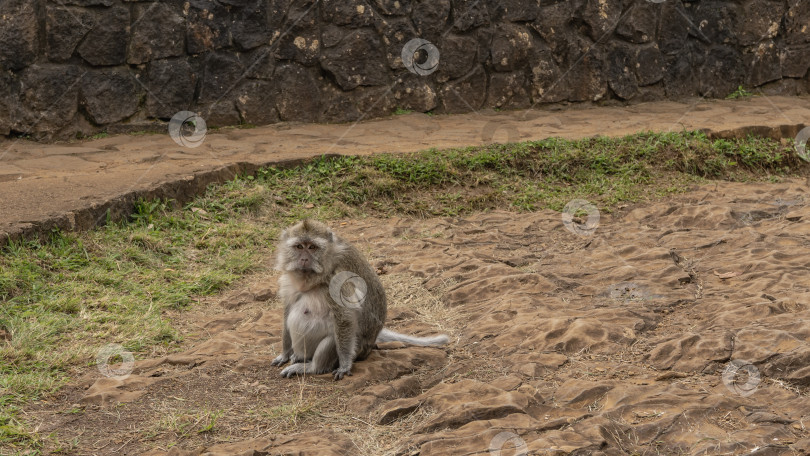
[254,130,804,217]
[0,130,806,452]
[726,85,754,99]
[393,108,413,115]
[0,190,278,451]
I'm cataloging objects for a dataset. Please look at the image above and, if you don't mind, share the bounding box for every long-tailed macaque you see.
[271,219,449,380]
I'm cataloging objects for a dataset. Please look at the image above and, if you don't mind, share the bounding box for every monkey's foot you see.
[332,367,352,381]
[270,354,290,366]
[290,354,306,364]
[280,363,306,377]
[280,363,332,378]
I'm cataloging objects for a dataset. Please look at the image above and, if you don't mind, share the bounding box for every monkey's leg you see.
[271,317,294,367]
[332,319,357,381]
[280,336,336,377]
[307,335,338,375]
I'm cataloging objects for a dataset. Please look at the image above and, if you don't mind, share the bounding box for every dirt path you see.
[27,178,810,455]
[1,96,809,245]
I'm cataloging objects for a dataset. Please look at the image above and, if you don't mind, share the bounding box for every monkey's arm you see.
[271,304,294,366]
[331,308,357,380]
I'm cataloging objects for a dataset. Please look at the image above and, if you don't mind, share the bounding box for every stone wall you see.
[1,0,808,139]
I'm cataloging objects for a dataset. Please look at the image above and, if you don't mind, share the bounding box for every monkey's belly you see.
[287,305,332,360]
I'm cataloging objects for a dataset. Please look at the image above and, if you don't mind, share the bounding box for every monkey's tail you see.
[376,328,450,346]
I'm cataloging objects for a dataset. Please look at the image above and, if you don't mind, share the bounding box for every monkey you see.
[271,219,450,380]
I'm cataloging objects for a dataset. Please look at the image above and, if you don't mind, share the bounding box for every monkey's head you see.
[275,219,340,277]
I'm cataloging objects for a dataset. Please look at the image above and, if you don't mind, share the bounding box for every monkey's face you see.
[276,220,335,277]
[287,240,324,274]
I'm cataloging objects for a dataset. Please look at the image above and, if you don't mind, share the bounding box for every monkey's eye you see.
[296,244,304,249]
[308,245,317,250]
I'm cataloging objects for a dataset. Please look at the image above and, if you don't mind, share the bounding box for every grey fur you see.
[271,219,449,380]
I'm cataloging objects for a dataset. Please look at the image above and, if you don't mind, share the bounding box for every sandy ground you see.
[1,96,809,245]
[26,177,810,455]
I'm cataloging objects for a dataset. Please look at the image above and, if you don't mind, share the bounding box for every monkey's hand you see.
[271,353,290,367]
[332,366,353,381]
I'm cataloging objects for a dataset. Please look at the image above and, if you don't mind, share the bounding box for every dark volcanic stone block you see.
[274,63,323,122]
[320,29,389,90]
[491,24,533,72]
[375,16,420,70]
[80,68,141,125]
[636,46,664,87]
[128,3,186,64]
[412,0,450,42]
[565,47,607,103]
[274,0,320,66]
[451,0,490,32]
[77,5,130,66]
[439,65,487,113]
[438,34,479,81]
[607,44,639,100]
[785,2,810,45]
[232,0,273,50]
[0,73,18,135]
[186,0,231,55]
[698,45,744,97]
[530,50,568,104]
[17,64,81,134]
[657,1,691,55]
[393,74,438,112]
[745,42,781,87]
[663,52,696,98]
[45,5,93,62]
[198,53,245,103]
[321,0,375,27]
[579,0,622,42]
[616,2,657,44]
[487,71,531,109]
[689,1,740,45]
[146,58,197,119]
[235,80,279,124]
[0,0,38,72]
[487,0,539,22]
[374,0,411,16]
[782,45,810,79]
